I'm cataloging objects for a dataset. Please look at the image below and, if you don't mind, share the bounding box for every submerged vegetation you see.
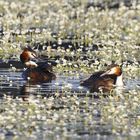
[0,0,140,139]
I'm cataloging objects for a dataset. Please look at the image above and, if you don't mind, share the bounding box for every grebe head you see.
[101,64,124,86]
[100,64,122,77]
[20,46,38,68]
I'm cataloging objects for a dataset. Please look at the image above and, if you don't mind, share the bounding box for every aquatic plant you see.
[0,0,139,139]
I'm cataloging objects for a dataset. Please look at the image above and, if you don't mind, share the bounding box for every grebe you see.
[20,47,56,83]
[80,64,124,92]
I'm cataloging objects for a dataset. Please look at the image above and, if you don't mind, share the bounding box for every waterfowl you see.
[80,64,124,92]
[20,47,56,83]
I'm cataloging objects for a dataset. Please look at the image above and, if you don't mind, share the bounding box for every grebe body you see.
[80,64,123,92]
[20,47,56,83]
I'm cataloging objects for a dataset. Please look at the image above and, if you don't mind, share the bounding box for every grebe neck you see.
[115,74,124,86]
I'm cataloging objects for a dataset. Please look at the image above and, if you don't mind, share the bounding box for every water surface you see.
[0,68,140,139]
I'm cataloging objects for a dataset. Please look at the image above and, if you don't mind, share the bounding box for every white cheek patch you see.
[108,68,116,75]
[28,52,36,58]
[100,69,113,77]
[25,61,38,68]
[100,67,119,77]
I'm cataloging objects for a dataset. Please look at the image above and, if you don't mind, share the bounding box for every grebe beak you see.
[31,52,37,58]
[100,68,116,77]
[100,70,111,77]
[27,51,38,59]
[25,46,38,59]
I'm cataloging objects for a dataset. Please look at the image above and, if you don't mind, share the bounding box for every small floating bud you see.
[27,77,30,80]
